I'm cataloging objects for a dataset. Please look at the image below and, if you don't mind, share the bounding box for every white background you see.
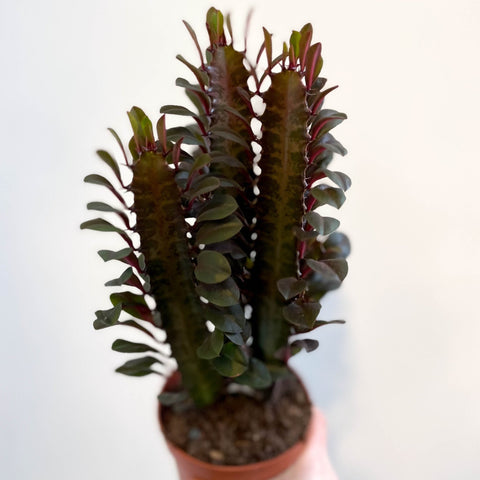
[1,1,479,479]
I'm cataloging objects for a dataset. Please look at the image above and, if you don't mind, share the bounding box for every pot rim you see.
[158,369,313,472]
[160,410,312,473]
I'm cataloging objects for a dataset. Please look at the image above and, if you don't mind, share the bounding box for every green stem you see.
[252,71,309,362]
[132,152,222,406]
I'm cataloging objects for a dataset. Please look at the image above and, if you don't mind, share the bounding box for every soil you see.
[161,373,311,466]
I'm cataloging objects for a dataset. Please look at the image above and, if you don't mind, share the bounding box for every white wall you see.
[1,1,479,479]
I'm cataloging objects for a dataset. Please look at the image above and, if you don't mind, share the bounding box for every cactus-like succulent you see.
[82,8,350,408]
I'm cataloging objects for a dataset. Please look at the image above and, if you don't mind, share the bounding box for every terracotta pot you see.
[158,372,314,480]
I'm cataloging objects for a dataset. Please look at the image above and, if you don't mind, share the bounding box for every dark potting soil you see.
[161,374,311,466]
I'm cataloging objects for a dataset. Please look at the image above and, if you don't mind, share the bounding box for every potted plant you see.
[82,7,350,480]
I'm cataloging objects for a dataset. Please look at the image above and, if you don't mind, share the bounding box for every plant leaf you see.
[277,277,307,300]
[188,153,212,177]
[196,278,240,307]
[209,127,251,149]
[197,194,238,222]
[115,356,160,377]
[212,343,248,378]
[104,267,144,291]
[195,250,231,284]
[324,170,352,191]
[185,176,220,199]
[93,303,122,329]
[304,212,340,235]
[305,43,323,90]
[80,218,124,234]
[283,301,320,329]
[290,338,319,355]
[87,202,130,229]
[110,291,152,322]
[160,104,198,117]
[97,248,133,262]
[324,232,351,258]
[206,310,243,333]
[197,329,224,359]
[310,185,346,209]
[83,174,127,206]
[167,126,205,146]
[305,258,347,284]
[235,358,272,389]
[196,215,243,245]
[112,339,159,354]
[96,150,122,184]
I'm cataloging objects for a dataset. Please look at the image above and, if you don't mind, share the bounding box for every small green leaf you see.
[293,227,319,241]
[306,258,347,283]
[188,153,212,177]
[108,128,128,164]
[96,150,122,183]
[110,291,151,322]
[195,250,231,284]
[97,248,133,262]
[209,127,250,149]
[324,170,352,191]
[160,105,198,117]
[186,176,220,199]
[105,267,134,287]
[289,30,301,58]
[175,77,204,93]
[127,107,155,151]
[87,201,121,213]
[263,27,273,68]
[115,356,159,377]
[312,319,346,330]
[206,311,243,333]
[93,303,122,330]
[206,7,224,45]
[324,232,351,258]
[225,332,244,345]
[83,174,127,206]
[304,212,340,235]
[112,339,159,354]
[322,135,348,156]
[290,338,319,355]
[283,301,320,329]
[104,268,144,291]
[299,23,313,68]
[277,277,307,300]
[80,218,123,234]
[305,42,323,90]
[235,358,272,389]
[196,216,243,245]
[310,186,346,209]
[322,258,348,281]
[197,194,239,222]
[87,202,130,228]
[212,343,248,378]
[167,126,205,146]
[197,329,224,359]
[196,278,240,307]
[176,54,209,87]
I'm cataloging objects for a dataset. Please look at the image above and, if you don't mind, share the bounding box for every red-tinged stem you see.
[301,265,313,278]
[298,241,306,259]
[305,194,316,212]
[311,119,331,139]
[308,146,326,164]
[194,116,208,137]
[307,171,326,189]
